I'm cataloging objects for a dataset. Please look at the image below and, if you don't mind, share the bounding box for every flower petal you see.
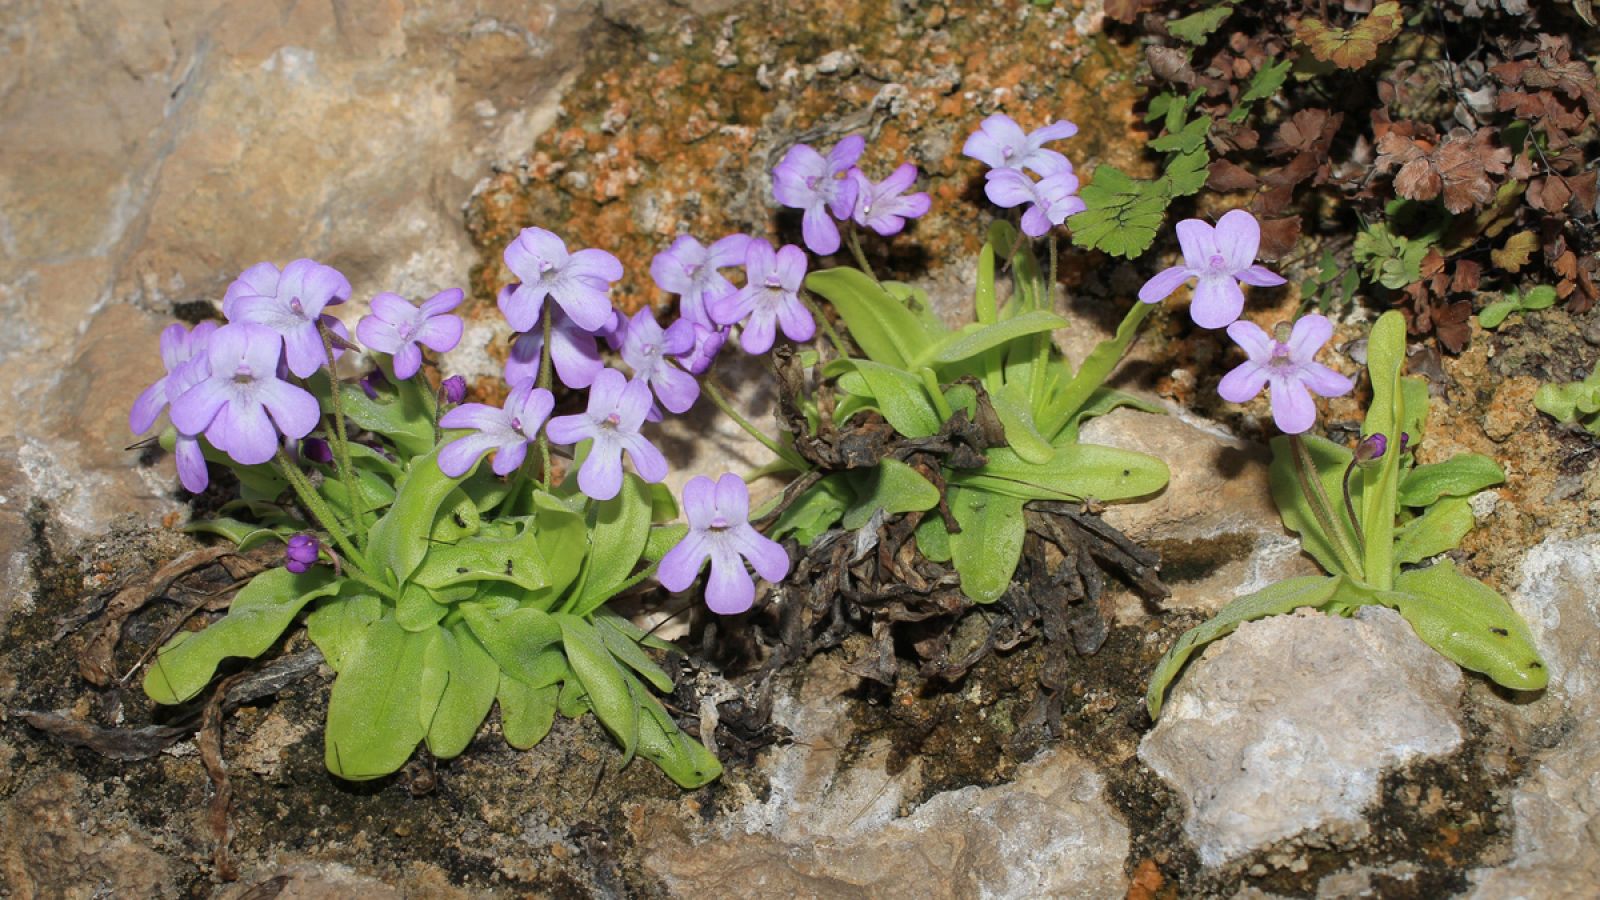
[577,440,625,501]
[1237,264,1287,287]
[414,314,462,353]
[827,135,866,173]
[713,473,750,522]
[621,433,667,484]
[257,379,321,441]
[391,343,423,380]
[356,315,403,354]
[505,227,569,279]
[499,283,546,333]
[211,398,278,465]
[544,413,590,446]
[706,233,755,269]
[776,295,816,343]
[440,402,507,431]
[651,365,700,414]
[1268,376,1317,434]
[704,544,756,615]
[438,431,500,477]
[1138,266,1193,305]
[657,531,710,592]
[280,322,327,378]
[682,475,718,529]
[1175,218,1219,271]
[739,308,777,354]
[983,169,1037,209]
[800,204,841,256]
[1214,209,1261,272]
[731,524,790,583]
[1300,362,1356,399]
[130,378,169,434]
[368,292,416,324]
[1224,319,1275,361]
[1286,313,1335,361]
[175,435,209,493]
[1217,361,1270,404]
[169,379,229,436]
[490,439,529,476]
[419,288,464,318]
[1188,276,1246,330]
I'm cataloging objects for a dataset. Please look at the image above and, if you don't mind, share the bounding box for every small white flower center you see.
[1207,254,1228,273]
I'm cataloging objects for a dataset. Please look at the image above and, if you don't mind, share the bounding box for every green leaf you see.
[1268,434,1360,578]
[839,360,943,437]
[771,474,850,544]
[568,474,653,618]
[305,593,383,673]
[1362,311,1408,590]
[1149,117,1210,154]
[419,622,501,759]
[396,581,450,631]
[644,523,689,565]
[914,514,952,562]
[144,569,343,704]
[411,520,550,593]
[636,691,722,788]
[1478,299,1521,329]
[1162,147,1211,197]
[842,459,941,530]
[989,382,1054,464]
[524,491,589,608]
[930,310,1069,366]
[557,614,639,761]
[461,604,563,685]
[1394,497,1475,566]
[953,444,1169,503]
[1398,455,1505,508]
[1522,285,1558,310]
[1068,166,1170,258]
[183,517,285,552]
[328,380,436,460]
[947,485,1026,604]
[497,677,559,750]
[1168,5,1233,43]
[975,235,998,325]
[1146,575,1344,719]
[1238,58,1292,106]
[1534,362,1600,434]
[367,445,470,589]
[324,615,429,780]
[594,613,675,693]
[805,267,938,369]
[1044,299,1157,434]
[1385,561,1548,691]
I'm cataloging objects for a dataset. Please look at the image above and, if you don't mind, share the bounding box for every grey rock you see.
[1470,535,1600,899]
[1140,607,1464,867]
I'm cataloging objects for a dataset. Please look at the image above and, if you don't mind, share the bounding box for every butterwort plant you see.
[129,236,742,788]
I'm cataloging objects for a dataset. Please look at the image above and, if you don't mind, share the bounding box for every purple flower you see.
[285,534,320,574]
[771,136,865,256]
[170,323,322,466]
[650,234,753,329]
[437,382,556,477]
[1218,314,1355,435]
[355,289,464,380]
[222,259,353,378]
[502,295,606,390]
[850,163,931,236]
[1356,433,1388,463]
[620,308,700,414]
[674,322,727,376]
[712,240,814,354]
[499,227,622,334]
[1138,209,1287,330]
[300,437,334,465]
[130,321,218,435]
[545,368,668,501]
[657,473,790,615]
[440,375,467,405]
[962,114,1078,174]
[983,157,1086,238]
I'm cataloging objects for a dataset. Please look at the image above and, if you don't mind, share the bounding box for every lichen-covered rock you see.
[1470,534,1600,899]
[1139,606,1465,867]
[0,773,178,898]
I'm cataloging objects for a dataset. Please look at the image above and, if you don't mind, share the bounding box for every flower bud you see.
[440,375,467,405]
[1355,433,1388,463]
[301,437,334,465]
[675,323,727,376]
[1398,432,1411,454]
[285,534,320,574]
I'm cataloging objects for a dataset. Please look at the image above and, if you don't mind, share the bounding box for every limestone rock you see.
[1469,535,1600,899]
[1140,607,1464,867]
[0,773,177,898]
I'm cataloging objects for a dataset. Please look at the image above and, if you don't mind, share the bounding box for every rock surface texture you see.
[1140,607,1465,867]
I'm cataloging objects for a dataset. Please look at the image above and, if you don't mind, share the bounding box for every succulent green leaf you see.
[557,613,639,761]
[395,581,449,631]
[497,676,559,750]
[568,474,653,618]
[323,615,429,780]
[594,613,675,693]
[419,622,501,759]
[411,520,550,593]
[1393,497,1476,566]
[947,485,1026,604]
[1384,561,1548,692]
[805,267,936,369]
[1146,575,1344,719]
[914,514,953,562]
[839,359,943,437]
[367,445,471,588]
[842,459,941,530]
[305,593,383,673]
[636,691,722,789]
[954,444,1169,503]
[144,568,343,704]
[1398,455,1505,508]
[461,604,563,685]
[930,310,1069,366]
[1268,434,1361,578]
[771,474,851,544]
[988,382,1054,463]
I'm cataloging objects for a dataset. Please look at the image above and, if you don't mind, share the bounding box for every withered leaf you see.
[1377,128,1510,213]
[1257,216,1303,261]
[1207,159,1260,192]
[1451,259,1483,294]
[1491,230,1539,272]
[1270,109,1343,157]
[1293,2,1403,70]
[1104,0,1151,24]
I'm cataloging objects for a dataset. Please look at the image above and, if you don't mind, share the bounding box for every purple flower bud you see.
[285,534,320,574]
[675,323,726,376]
[301,437,334,465]
[440,375,467,405]
[1399,432,1411,453]
[1356,433,1388,463]
[360,368,389,400]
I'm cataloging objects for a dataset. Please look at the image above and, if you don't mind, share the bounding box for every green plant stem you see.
[1047,232,1059,309]
[919,367,954,422]
[702,374,809,472]
[798,289,849,359]
[1289,435,1365,580]
[844,224,879,284]
[274,451,387,593]
[1043,299,1154,428]
[318,321,368,543]
[538,303,554,491]
[1340,458,1366,557]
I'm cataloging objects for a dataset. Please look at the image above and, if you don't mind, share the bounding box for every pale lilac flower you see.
[355,289,464,380]
[437,382,556,477]
[170,323,322,466]
[440,375,467,405]
[502,295,605,390]
[962,114,1078,174]
[620,308,700,414]
[545,368,667,501]
[657,473,790,615]
[285,534,320,574]
[982,157,1086,238]
[772,136,865,255]
[1138,209,1287,330]
[222,259,352,378]
[130,321,218,435]
[500,227,622,333]
[850,163,931,236]
[650,234,753,329]
[1218,314,1355,435]
[712,240,813,354]
[674,322,726,376]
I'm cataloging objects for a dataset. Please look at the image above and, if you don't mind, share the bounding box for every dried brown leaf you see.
[1207,159,1260,192]
[1492,230,1539,271]
[1293,2,1403,69]
[1257,216,1303,260]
